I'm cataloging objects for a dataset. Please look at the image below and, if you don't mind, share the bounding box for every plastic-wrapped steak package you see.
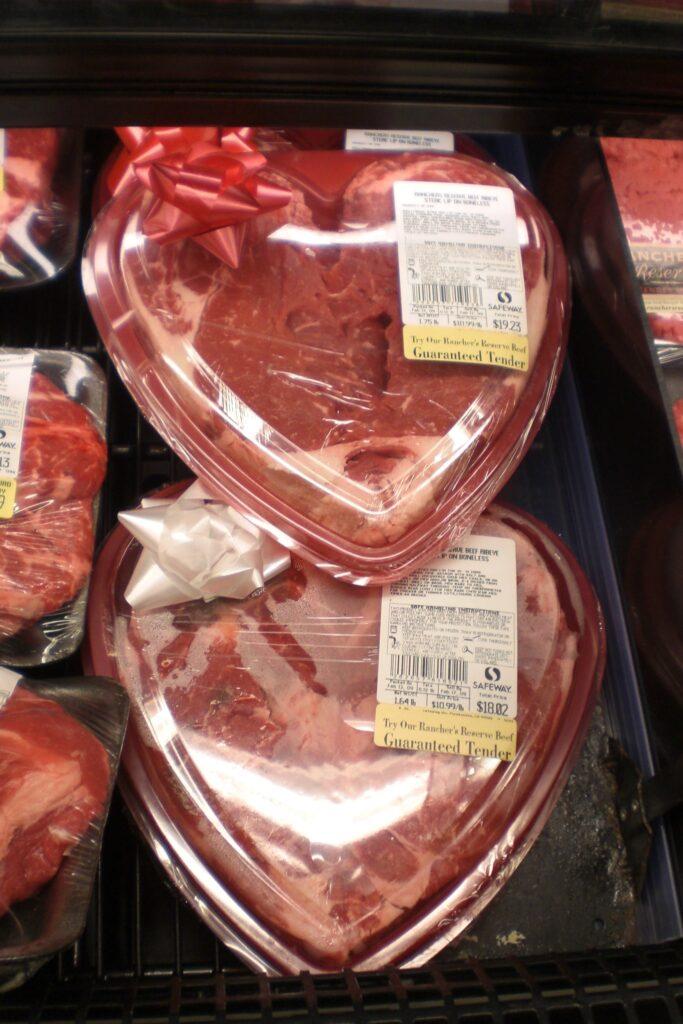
[86,481,604,974]
[601,139,683,348]
[0,349,107,666]
[0,129,82,290]
[84,148,569,584]
[561,146,659,401]
[0,671,128,991]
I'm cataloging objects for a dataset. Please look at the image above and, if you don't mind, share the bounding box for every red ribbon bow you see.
[111,126,291,267]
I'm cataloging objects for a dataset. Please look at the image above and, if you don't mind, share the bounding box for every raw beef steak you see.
[123,152,560,552]
[15,372,107,507]
[0,685,109,914]
[0,129,59,249]
[115,503,590,970]
[0,499,95,640]
[0,371,107,640]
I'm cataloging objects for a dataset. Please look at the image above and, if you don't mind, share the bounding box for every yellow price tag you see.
[403,325,529,372]
[374,702,517,762]
[0,477,16,519]
[643,294,683,316]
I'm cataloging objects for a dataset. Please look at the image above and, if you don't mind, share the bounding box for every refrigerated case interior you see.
[0,124,680,1020]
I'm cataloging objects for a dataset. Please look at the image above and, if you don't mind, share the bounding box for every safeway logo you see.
[497,291,512,304]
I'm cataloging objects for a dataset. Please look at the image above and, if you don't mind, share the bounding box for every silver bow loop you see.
[119,481,291,612]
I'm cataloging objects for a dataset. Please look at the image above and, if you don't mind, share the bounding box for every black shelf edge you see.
[0,3,681,131]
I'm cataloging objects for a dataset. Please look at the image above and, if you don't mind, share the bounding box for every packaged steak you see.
[0,349,107,666]
[543,137,683,476]
[0,129,82,290]
[0,670,128,992]
[84,140,569,584]
[85,480,604,974]
[601,139,683,350]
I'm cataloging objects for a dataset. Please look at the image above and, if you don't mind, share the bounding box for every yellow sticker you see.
[374,702,517,762]
[0,478,16,520]
[643,294,683,316]
[403,325,529,372]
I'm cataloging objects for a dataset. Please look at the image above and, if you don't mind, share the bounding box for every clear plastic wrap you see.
[0,672,128,991]
[566,138,683,466]
[601,139,683,345]
[0,129,82,290]
[83,147,569,584]
[86,481,604,974]
[0,349,107,666]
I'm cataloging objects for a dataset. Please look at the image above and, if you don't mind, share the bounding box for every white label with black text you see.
[393,181,527,337]
[0,352,35,519]
[377,534,518,718]
[345,129,455,153]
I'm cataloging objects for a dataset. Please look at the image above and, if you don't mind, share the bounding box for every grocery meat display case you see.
[1,2,683,1022]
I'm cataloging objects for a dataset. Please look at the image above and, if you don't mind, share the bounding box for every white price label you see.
[377,535,518,719]
[345,129,455,153]
[0,351,35,519]
[393,181,529,370]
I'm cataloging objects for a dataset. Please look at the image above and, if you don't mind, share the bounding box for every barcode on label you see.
[411,282,483,306]
[390,654,468,683]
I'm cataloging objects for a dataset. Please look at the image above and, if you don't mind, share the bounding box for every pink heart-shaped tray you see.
[86,483,604,974]
[83,150,569,584]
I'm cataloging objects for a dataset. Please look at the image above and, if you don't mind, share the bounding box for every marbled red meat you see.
[0,499,95,639]
[119,505,580,968]
[601,139,683,234]
[0,371,106,641]
[16,372,107,506]
[0,686,109,914]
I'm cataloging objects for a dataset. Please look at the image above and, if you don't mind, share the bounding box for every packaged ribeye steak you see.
[0,129,82,290]
[84,147,569,584]
[0,670,128,992]
[86,481,604,974]
[0,349,107,666]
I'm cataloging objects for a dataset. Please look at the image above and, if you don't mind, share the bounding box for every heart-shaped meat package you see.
[83,149,569,584]
[86,483,604,974]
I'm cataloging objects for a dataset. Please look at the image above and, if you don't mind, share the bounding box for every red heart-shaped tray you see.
[86,483,604,974]
[83,150,569,584]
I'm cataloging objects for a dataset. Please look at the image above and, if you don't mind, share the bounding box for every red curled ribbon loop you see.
[111,126,291,268]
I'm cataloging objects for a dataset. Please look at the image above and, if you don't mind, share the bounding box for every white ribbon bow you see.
[119,481,291,612]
